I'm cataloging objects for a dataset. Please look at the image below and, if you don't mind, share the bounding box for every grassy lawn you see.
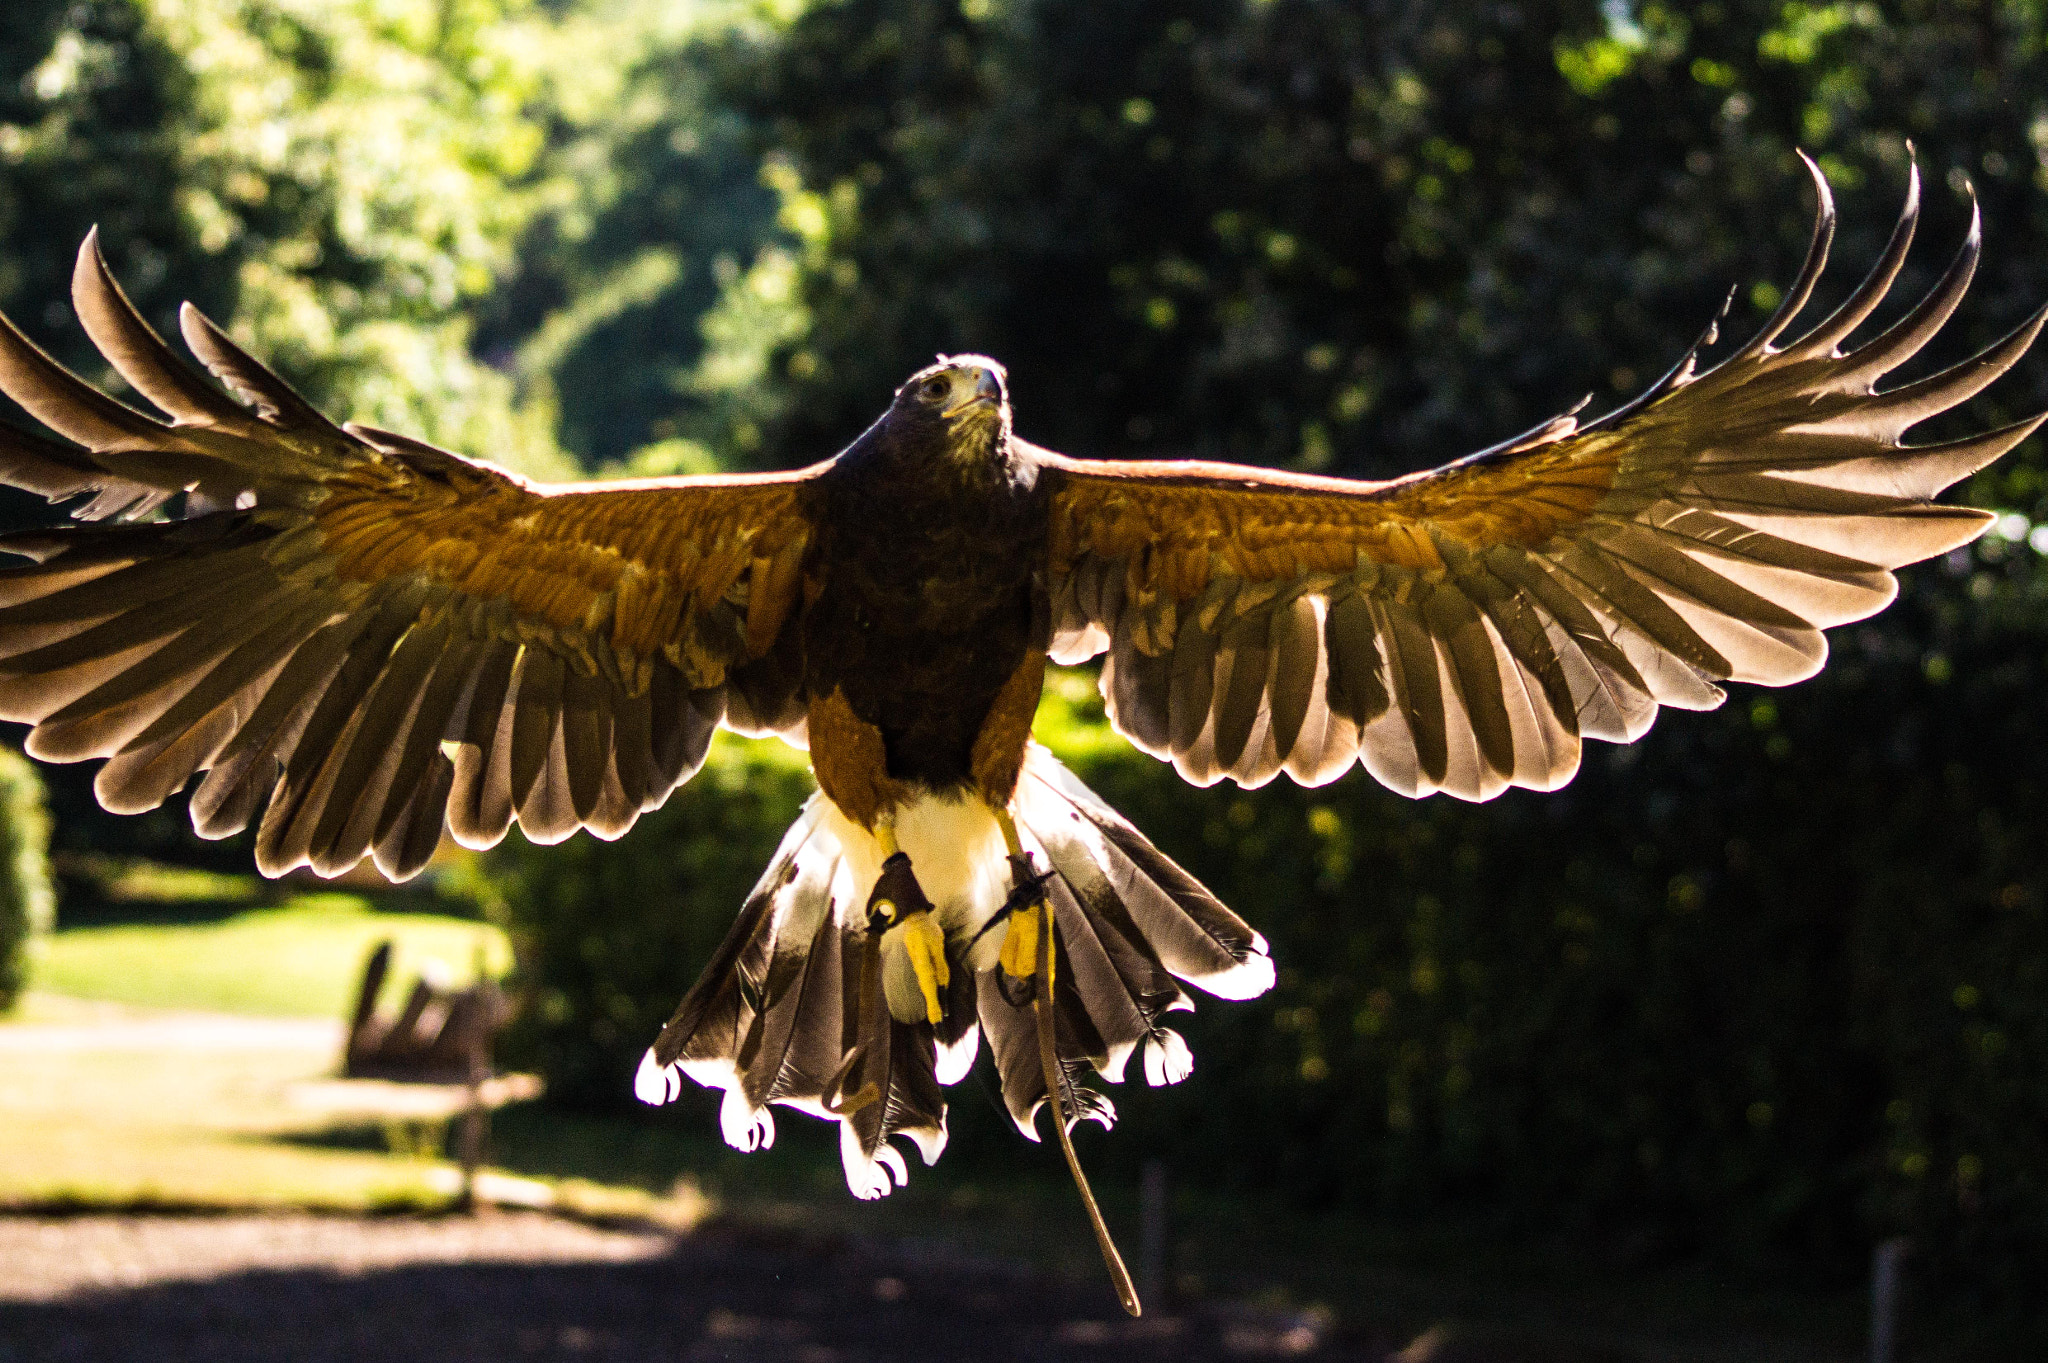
[30,891,511,1017]
[0,996,448,1211]
[2,880,531,1210]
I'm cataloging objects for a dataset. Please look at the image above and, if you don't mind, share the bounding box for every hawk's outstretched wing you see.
[0,232,820,879]
[1041,160,2043,799]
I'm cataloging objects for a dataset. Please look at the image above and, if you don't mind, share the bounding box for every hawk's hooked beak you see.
[942,365,1003,420]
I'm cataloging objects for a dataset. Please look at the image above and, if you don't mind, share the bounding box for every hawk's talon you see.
[996,966,1037,1008]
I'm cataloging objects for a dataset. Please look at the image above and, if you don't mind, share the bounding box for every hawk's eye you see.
[919,376,950,404]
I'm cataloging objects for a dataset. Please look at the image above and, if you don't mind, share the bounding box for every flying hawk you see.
[0,159,2037,1313]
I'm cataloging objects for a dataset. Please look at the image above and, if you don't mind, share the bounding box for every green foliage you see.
[483,733,816,1107]
[718,0,2045,513]
[471,0,798,470]
[0,0,571,480]
[0,746,56,1012]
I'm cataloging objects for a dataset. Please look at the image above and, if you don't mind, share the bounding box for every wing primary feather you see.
[369,629,484,845]
[609,683,654,813]
[302,611,453,872]
[106,606,327,789]
[189,611,381,838]
[1783,160,1920,360]
[518,704,581,845]
[1283,596,1360,785]
[646,661,722,793]
[0,570,243,675]
[445,639,520,848]
[1324,589,1391,729]
[1165,612,1220,757]
[1208,607,1271,776]
[1809,412,2045,501]
[0,308,174,453]
[1586,525,1826,683]
[560,664,611,825]
[177,303,344,437]
[1847,303,2048,438]
[1733,151,1836,361]
[507,647,565,811]
[373,752,455,882]
[1264,591,1320,766]
[71,230,255,431]
[1437,542,1578,735]
[1833,185,1981,388]
[1482,548,1656,740]
[0,414,111,503]
[1583,519,1812,631]
[0,535,275,639]
[27,581,301,761]
[94,694,245,816]
[1545,542,1733,679]
[1474,615,1567,792]
[253,586,429,872]
[24,562,290,713]
[1102,612,1173,758]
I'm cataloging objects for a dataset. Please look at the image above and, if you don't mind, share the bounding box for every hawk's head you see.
[888,354,1011,470]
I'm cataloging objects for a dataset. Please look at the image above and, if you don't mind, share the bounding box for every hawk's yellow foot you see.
[900,910,949,1025]
[867,850,948,1025]
[998,905,1039,981]
[992,809,1048,982]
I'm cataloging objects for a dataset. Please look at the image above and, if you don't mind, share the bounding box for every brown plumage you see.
[0,160,2037,1293]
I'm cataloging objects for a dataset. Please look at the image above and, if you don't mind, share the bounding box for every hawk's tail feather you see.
[637,797,951,1199]
[983,746,1273,1138]
[636,747,1274,1193]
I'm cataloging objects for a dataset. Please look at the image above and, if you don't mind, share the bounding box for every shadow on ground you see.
[0,1214,1409,1363]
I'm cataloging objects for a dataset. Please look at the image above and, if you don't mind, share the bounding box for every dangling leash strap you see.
[1025,855,1141,1317]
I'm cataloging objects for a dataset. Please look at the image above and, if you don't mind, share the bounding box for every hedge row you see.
[487,578,2047,1316]
[484,733,817,1108]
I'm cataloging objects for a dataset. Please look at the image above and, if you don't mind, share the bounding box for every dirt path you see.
[0,1211,1369,1362]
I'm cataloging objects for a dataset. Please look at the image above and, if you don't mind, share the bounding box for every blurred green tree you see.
[470,0,798,472]
[0,746,55,1012]
[0,0,571,481]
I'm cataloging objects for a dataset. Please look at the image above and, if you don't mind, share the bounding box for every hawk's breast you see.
[803,452,1049,791]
